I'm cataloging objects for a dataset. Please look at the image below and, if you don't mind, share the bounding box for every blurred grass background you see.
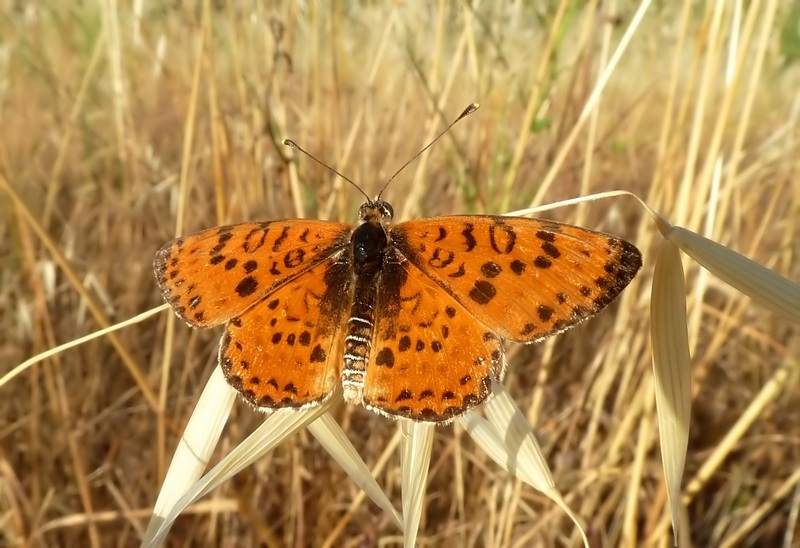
[2,1,800,546]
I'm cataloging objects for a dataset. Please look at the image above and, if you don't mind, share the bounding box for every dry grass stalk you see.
[2,1,799,546]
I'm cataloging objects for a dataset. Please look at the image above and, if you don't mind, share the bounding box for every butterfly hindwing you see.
[154,220,351,327]
[220,256,352,409]
[391,215,642,343]
[362,259,505,422]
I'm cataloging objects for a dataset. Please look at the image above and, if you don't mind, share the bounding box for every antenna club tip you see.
[457,103,480,120]
[283,139,296,148]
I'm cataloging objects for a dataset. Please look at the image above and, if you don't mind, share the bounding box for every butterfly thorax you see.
[341,202,395,404]
[352,220,388,267]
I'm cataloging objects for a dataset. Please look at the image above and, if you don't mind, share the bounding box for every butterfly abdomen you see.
[342,283,377,404]
[342,220,390,404]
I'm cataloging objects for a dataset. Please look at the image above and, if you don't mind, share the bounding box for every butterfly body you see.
[155,199,642,423]
[341,201,395,405]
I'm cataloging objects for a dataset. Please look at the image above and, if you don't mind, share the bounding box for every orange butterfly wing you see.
[362,260,504,422]
[154,220,351,327]
[390,216,642,342]
[219,257,352,409]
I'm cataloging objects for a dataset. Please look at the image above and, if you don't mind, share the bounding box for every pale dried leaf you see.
[480,382,588,547]
[143,367,236,545]
[400,421,434,548]
[308,413,402,528]
[651,239,691,539]
[667,226,800,323]
[144,401,330,546]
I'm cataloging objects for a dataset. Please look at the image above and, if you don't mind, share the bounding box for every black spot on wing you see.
[236,276,258,297]
[537,305,555,322]
[480,261,502,278]
[541,242,560,258]
[461,224,477,251]
[271,225,290,251]
[376,347,395,367]
[469,280,497,304]
[310,344,326,363]
[536,230,556,242]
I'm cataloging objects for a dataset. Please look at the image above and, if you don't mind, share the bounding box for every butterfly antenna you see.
[376,102,480,198]
[283,139,372,203]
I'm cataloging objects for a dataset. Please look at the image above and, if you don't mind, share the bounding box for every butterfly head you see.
[358,199,394,225]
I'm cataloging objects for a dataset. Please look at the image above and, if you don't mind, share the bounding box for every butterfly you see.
[154,197,642,423]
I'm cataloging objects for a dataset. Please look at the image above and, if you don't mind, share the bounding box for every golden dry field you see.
[2,1,800,547]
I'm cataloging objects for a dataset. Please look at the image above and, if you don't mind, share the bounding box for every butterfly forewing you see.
[391,216,642,343]
[220,256,353,409]
[154,220,351,327]
[362,259,505,422]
